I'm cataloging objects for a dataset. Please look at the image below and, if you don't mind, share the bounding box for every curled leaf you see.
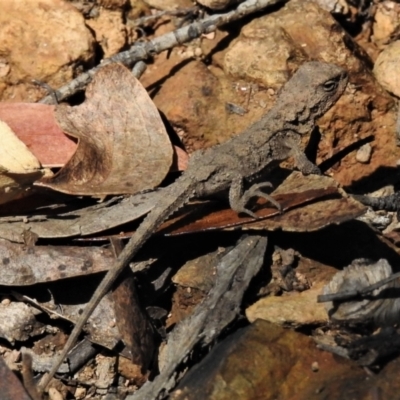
[38,63,173,196]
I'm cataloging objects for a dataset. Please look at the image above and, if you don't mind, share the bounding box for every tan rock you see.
[223,1,358,88]
[220,0,398,186]
[374,40,400,97]
[127,0,151,21]
[224,24,297,89]
[246,258,337,327]
[372,1,400,47]
[246,282,329,327]
[143,0,193,10]
[150,59,267,150]
[356,143,372,164]
[98,0,129,9]
[86,9,127,58]
[314,0,349,13]
[0,0,95,102]
[196,0,233,9]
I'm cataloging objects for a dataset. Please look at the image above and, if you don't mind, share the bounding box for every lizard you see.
[40,61,348,390]
[352,192,400,219]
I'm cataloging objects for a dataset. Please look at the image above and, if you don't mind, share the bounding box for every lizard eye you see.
[323,80,338,92]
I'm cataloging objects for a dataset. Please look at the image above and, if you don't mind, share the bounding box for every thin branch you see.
[39,0,284,104]
[317,271,400,303]
[130,7,199,27]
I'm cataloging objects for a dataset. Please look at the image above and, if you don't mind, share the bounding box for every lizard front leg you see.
[283,135,321,175]
[229,175,281,218]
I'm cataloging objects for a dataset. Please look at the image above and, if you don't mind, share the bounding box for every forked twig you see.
[39,0,284,104]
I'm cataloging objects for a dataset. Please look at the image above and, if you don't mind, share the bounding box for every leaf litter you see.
[2,5,400,398]
[0,61,374,398]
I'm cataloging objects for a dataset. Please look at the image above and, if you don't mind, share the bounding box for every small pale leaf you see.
[0,120,41,173]
[0,120,46,204]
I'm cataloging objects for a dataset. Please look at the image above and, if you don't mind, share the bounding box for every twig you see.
[317,271,400,303]
[21,353,42,400]
[130,7,199,28]
[132,61,147,79]
[39,0,284,104]
[32,79,59,104]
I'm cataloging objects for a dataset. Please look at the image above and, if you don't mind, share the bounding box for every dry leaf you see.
[19,290,121,351]
[111,238,155,369]
[0,238,114,286]
[0,103,76,167]
[38,63,173,196]
[0,120,48,205]
[0,357,33,400]
[322,259,400,325]
[0,190,160,242]
[165,172,366,235]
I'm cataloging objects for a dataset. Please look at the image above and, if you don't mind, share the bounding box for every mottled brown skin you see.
[41,62,348,389]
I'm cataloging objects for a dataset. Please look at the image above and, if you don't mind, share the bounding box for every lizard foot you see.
[231,182,282,218]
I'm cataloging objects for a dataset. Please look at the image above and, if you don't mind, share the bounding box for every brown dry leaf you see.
[19,290,121,351]
[0,190,160,242]
[0,120,48,205]
[60,293,121,350]
[243,173,366,232]
[322,258,400,325]
[0,357,32,400]
[38,63,173,196]
[110,238,155,369]
[165,172,366,235]
[0,103,77,167]
[0,238,114,286]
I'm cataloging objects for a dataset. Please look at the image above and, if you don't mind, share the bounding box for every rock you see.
[356,143,372,164]
[0,0,95,102]
[314,0,349,13]
[217,0,398,186]
[127,0,151,21]
[145,0,399,187]
[223,22,298,89]
[246,257,337,327]
[148,59,264,150]
[171,320,365,400]
[246,282,329,327]
[196,0,233,9]
[86,8,127,57]
[372,1,400,47]
[143,0,193,10]
[98,0,129,9]
[374,40,400,97]
[167,250,219,327]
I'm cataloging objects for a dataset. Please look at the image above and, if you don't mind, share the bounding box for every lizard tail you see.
[353,193,400,212]
[40,174,196,390]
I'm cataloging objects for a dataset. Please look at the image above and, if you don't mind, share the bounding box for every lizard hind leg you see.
[229,176,282,218]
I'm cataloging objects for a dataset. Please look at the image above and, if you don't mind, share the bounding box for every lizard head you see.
[277,61,348,128]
